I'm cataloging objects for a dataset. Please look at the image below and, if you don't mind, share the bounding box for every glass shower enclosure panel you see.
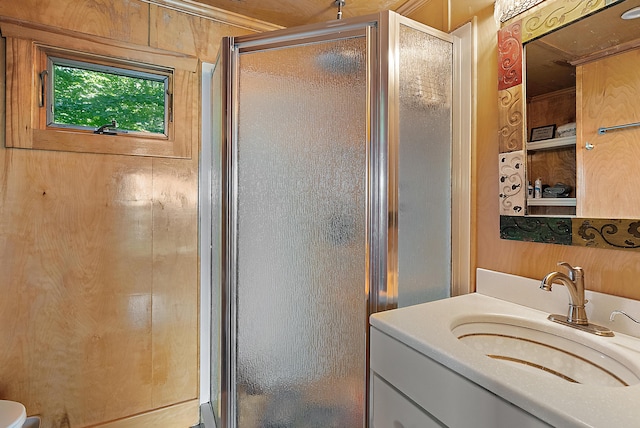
[212,11,460,428]
[230,36,368,428]
[396,23,453,307]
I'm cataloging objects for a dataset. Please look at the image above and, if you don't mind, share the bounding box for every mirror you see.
[498,0,640,249]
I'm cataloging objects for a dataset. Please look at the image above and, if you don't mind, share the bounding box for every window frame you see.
[1,17,197,159]
[45,54,172,137]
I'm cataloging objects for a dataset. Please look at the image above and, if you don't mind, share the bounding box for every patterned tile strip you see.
[572,218,640,250]
[500,216,573,244]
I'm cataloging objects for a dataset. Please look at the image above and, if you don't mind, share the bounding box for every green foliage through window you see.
[51,60,167,134]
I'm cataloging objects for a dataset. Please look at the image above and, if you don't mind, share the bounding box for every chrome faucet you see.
[540,262,614,336]
[540,262,588,325]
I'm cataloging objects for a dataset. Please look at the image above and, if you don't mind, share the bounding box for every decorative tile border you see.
[573,218,640,250]
[500,217,640,251]
[521,0,609,43]
[499,151,526,216]
[498,85,525,152]
[495,0,639,251]
[500,216,573,245]
[498,20,522,90]
[495,0,546,24]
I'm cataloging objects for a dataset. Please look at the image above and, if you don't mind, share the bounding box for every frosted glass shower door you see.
[396,22,453,307]
[230,36,368,428]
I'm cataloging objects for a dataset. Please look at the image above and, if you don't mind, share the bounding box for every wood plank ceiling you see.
[190,0,425,27]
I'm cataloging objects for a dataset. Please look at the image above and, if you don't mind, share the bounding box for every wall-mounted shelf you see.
[527,135,576,151]
[527,197,576,207]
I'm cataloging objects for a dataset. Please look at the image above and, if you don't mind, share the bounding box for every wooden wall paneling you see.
[144,0,283,32]
[149,5,256,62]
[0,147,156,425]
[403,1,448,32]
[0,19,198,72]
[526,88,575,135]
[527,147,576,195]
[150,158,199,409]
[0,1,205,424]
[0,0,150,46]
[0,0,39,23]
[151,57,199,410]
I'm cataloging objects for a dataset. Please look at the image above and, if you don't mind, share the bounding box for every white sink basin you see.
[370,269,640,427]
[452,314,640,387]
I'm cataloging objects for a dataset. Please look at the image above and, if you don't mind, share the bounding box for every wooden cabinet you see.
[577,48,640,218]
[525,89,577,216]
[525,46,640,219]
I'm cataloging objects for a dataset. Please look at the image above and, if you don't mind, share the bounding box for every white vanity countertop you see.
[370,268,640,428]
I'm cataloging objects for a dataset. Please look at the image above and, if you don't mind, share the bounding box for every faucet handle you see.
[610,310,640,324]
[557,261,582,280]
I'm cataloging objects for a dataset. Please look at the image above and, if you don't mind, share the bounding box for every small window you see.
[2,18,197,158]
[47,57,171,136]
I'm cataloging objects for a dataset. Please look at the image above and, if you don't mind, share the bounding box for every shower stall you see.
[205,10,469,428]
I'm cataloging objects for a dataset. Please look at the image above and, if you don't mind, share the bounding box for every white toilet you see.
[0,400,26,428]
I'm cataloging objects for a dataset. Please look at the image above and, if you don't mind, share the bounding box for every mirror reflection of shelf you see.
[527,135,576,151]
[527,197,576,207]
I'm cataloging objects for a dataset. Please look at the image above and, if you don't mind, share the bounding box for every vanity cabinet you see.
[371,373,443,428]
[369,327,551,428]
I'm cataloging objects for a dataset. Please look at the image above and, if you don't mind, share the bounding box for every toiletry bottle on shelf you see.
[528,181,533,197]
[534,178,542,199]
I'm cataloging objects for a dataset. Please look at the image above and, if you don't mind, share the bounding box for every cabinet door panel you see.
[371,374,445,428]
[577,49,640,218]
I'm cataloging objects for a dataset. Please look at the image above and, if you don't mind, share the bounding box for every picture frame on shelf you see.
[530,124,556,142]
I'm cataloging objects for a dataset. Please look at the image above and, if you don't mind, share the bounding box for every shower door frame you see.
[212,10,471,428]
[221,16,381,428]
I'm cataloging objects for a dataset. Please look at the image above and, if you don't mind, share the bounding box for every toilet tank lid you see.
[0,400,27,428]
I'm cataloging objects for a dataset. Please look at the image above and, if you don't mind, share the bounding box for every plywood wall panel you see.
[0,0,149,45]
[151,157,199,407]
[0,1,237,424]
[526,88,576,136]
[402,1,447,31]
[0,147,157,426]
[527,146,576,195]
[0,0,39,23]
[149,5,255,62]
